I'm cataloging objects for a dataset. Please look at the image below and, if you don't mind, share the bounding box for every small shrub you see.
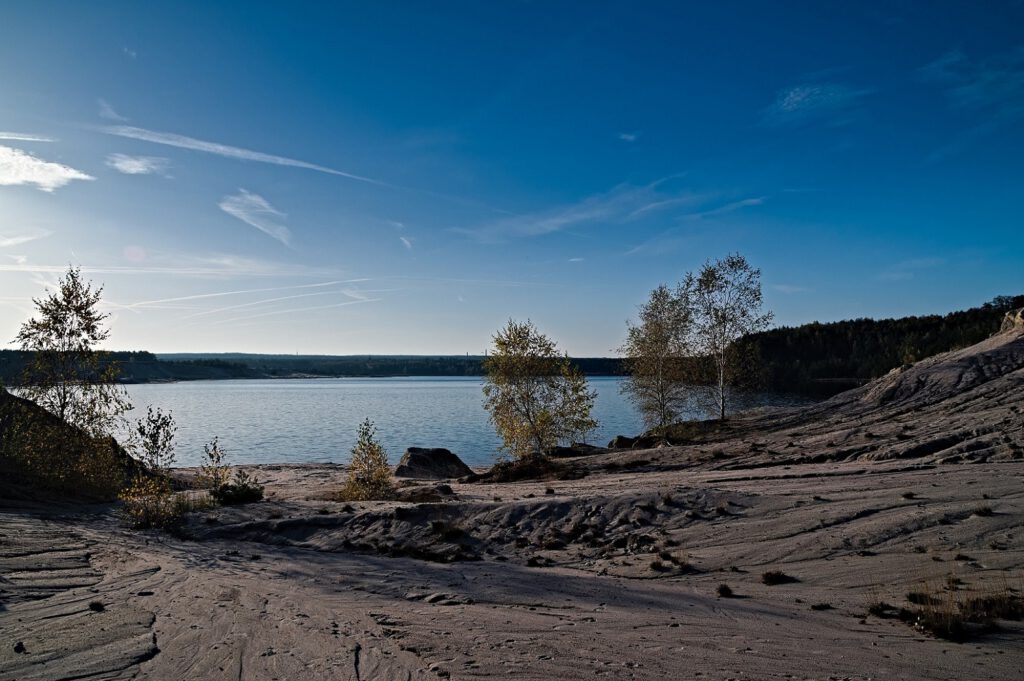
[197,437,230,489]
[120,475,181,529]
[762,570,798,585]
[973,506,994,517]
[119,407,181,528]
[334,419,394,501]
[211,469,264,505]
[88,601,105,612]
[810,603,832,611]
[650,559,667,571]
[901,491,916,500]
[717,583,734,598]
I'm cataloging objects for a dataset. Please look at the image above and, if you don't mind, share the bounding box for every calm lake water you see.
[126,377,809,468]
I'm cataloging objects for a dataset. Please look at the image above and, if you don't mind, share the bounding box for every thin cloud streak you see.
[454,177,696,242]
[103,125,386,185]
[210,297,378,326]
[98,98,128,121]
[219,189,292,246]
[0,132,55,142]
[0,260,343,279]
[119,280,366,310]
[684,196,765,219]
[0,231,51,248]
[180,288,358,320]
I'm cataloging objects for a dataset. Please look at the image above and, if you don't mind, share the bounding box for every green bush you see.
[211,469,265,505]
[335,419,394,501]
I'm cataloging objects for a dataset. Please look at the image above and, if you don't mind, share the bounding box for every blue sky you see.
[1,1,1022,355]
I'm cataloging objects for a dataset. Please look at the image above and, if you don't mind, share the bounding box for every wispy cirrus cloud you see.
[209,296,378,327]
[876,257,946,281]
[219,189,292,246]
[399,236,413,250]
[683,196,766,219]
[0,132,55,143]
[920,48,1024,109]
[0,255,341,280]
[618,132,639,142]
[920,48,1024,160]
[0,230,51,248]
[106,153,169,175]
[453,177,696,242]
[103,125,385,185]
[118,279,367,312]
[98,98,128,122]
[763,82,871,126]
[0,145,94,192]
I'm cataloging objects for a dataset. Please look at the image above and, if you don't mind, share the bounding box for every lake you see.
[126,377,810,468]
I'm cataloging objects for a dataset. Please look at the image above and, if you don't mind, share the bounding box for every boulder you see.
[1001,307,1024,333]
[607,435,636,449]
[394,447,473,479]
[547,443,605,458]
[394,483,457,503]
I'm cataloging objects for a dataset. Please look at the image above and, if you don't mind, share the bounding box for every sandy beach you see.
[2,325,1022,680]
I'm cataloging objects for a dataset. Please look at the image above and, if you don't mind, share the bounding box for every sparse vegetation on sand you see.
[869,581,1024,641]
[333,419,394,501]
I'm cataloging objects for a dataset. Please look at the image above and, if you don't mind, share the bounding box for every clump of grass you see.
[650,559,667,571]
[88,601,105,612]
[907,591,940,606]
[810,602,832,611]
[901,491,916,500]
[717,583,734,598]
[762,570,799,585]
[875,581,1024,641]
[973,505,995,517]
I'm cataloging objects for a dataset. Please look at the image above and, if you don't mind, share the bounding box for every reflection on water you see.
[126,377,810,467]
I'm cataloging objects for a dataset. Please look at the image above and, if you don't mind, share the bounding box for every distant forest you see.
[740,294,1024,394]
[1,295,1019,395]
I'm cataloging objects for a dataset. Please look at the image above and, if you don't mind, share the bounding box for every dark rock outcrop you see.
[394,447,473,479]
[1001,307,1024,333]
[547,443,606,458]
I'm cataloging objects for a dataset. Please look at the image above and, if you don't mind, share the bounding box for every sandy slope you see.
[1,324,1022,680]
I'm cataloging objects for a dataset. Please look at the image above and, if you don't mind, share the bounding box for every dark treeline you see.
[740,295,1024,395]
[158,355,626,379]
[0,351,624,384]
[0,350,258,385]
[2,295,1018,392]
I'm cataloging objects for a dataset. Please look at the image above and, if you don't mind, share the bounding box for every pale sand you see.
[1,326,1022,680]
